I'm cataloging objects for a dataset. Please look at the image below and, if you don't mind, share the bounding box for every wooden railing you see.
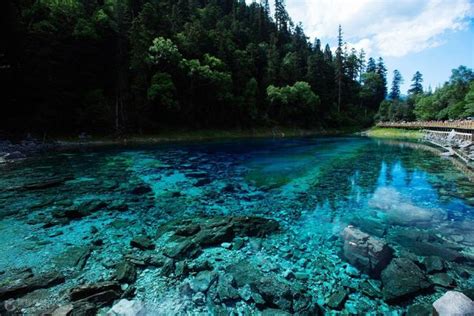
[377,121,474,131]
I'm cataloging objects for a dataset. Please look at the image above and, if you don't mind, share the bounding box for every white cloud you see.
[252,0,473,57]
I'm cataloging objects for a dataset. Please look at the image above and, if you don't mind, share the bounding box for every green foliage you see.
[464,82,474,117]
[147,72,178,111]
[4,0,396,133]
[413,66,473,121]
[149,37,182,66]
[267,81,319,126]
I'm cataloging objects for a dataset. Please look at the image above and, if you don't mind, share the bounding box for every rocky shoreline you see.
[0,137,57,164]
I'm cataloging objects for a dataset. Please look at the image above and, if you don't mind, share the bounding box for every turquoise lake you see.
[0,136,473,314]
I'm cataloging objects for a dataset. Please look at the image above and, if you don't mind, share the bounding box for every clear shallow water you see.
[0,136,473,314]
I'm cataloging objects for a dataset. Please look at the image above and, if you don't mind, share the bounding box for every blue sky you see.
[247,0,474,92]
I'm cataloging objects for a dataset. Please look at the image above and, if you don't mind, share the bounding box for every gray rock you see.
[69,282,123,314]
[54,246,91,270]
[430,273,455,288]
[360,280,382,298]
[174,261,187,278]
[423,256,444,274]
[108,299,146,316]
[407,303,431,316]
[326,287,348,310]
[342,226,393,277]
[432,291,474,316]
[160,259,175,277]
[192,292,206,306]
[381,258,432,302]
[4,151,26,160]
[163,239,201,259]
[115,261,137,284]
[0,269,65,300]
[130,235,155,250]
[189,270,217,293]
[217,274,239,301]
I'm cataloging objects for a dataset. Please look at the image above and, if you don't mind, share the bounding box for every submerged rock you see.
[342,226,393,277]
[189,270,217,293]
[108,299,146,316]
[381,258,432,302]
[130,184,152,195]
[429,273,455,288]
[69,281,123,312]
[226,260,317,314]
[54,245,92,270]
[423,256,445,274]
[160,216,279,261]
[115,261,137,284]
[326,287,349,310]
[432,291,474,316]
[130,235,155,250]
[406,303,431,316]
[0,269,65,300]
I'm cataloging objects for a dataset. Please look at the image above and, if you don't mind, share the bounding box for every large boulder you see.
[342,226,393,277]
[432,291,473,316]
[381,258,432,303]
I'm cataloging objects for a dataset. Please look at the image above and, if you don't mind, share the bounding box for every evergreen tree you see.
[335,24,344,113]
[261,0,270,17]
[274,0,289,32]
[408,71,423,95]
[376,57,388,99]
[366,57,376,73]
[389,70,403,100]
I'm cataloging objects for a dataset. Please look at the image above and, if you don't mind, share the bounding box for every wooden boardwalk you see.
[377,121,474,163]
[377,121,474,133]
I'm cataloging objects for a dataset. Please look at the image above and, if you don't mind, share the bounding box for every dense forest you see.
[2,0,472,135]
[377,66,474,122]
[1,0,392,134]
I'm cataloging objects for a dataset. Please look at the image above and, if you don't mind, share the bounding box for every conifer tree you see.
[408,71,423,95]
[389,69,403,100]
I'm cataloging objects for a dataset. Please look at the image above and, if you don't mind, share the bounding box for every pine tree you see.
[274,0,289,32]
[358,49,366,83]
[366,57,376,73]
[389,69,403,100]
[376,57,388,99]
[408,71,423,95]
[335,24,344,112]
[261,0,270,17]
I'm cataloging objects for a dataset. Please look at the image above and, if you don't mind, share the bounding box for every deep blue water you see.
[0,136,473,314]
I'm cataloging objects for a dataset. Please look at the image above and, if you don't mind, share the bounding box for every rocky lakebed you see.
[0,136,473,315]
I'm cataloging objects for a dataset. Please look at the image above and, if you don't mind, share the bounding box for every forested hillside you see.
[376,66,474,122]
[2,0,390,134]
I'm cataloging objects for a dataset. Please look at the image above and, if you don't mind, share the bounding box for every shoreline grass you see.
[364,127,423,140]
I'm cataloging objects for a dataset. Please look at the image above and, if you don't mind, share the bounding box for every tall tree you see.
[389,69,403,100]
[408,71,423,95]
[274,0,289,32]
[335,24,344,113]
[376,57,388,99]
[261,0,270,17]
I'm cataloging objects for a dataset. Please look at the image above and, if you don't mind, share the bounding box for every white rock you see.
[107,299,146,316]
[432,291,474,316]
